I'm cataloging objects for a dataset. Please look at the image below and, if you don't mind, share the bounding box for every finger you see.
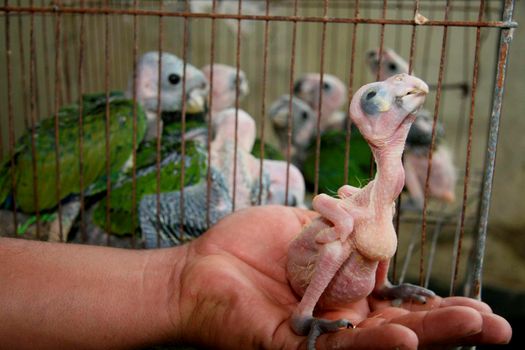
[370,295,493,314]
[369,293,442,311]
[440,296,492,313]
[460,313,512,345]
[389,306,483,346]
[315,323,418,350]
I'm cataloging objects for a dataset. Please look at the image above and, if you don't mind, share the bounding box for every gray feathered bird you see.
[139,108,271,247]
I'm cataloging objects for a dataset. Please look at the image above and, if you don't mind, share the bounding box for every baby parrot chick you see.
[201,63,249,115]
[286,74,435,350]
[366,47,457,208]
[293,73,348,132]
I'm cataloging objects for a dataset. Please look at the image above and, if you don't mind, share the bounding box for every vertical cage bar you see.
[4,0,18,233]
[312,0,329,197]
[343,0,359,185]
[450,0,485,296]
[52,0,63,242]
[206,0,218,226]
[466,0,515,300]
[257,0,270,206]
[130,0,139,248]
[285,0,299,204]
[77,0,86,242]
[155,0,164,248]
[178,0,190,243]
[104,0,111,246]
[231,0,243,212]
[41,8,52,116]
[420,0,451,286]
[17,0,29,128]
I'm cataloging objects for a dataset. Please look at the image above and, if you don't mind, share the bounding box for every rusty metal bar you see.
[231,0,243,212]
[408,0,421,74]
[206,0,218,226]
[419,0,451,287]
[77,0,86,242]
[41,10,52,117]
[104,0,111,246]
[450,0,485,297]
[155,0,164,248]
[4,0,18,233]
[312,0,329,197]
[178,0,190,243]
[285,0,299,204]
[375,0,387,81]
[52,0,63,242]
[257,0,270,206]
[393,0,421,284]
[0,6,518,29]
[21,0,503,14]
[130,0,139,248]
[61,13,72,104]
[343,0,359,185]
[465,0,515,300]
[16,0,29,129]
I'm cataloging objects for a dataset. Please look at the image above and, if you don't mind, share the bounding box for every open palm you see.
[173,205,511,349]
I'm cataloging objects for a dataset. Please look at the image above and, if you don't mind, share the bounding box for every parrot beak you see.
[186,89,207,113]
[184,65,209,113]
[394,74,429,115]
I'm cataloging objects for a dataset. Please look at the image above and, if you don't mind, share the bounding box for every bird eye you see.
[388,63,398,71]
[168,74,181,85]
[301,111,309,120]
[366,90,376,100]
[322,82,330,91]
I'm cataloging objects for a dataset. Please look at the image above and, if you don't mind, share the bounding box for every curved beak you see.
[185,65,209,113]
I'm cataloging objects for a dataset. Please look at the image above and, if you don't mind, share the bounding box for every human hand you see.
[171,205,512,349]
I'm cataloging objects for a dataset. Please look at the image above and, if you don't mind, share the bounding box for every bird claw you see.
[377,283,436,304]
[306,318,353,350]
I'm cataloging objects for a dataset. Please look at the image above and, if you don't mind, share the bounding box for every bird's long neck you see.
[370,138,406,206]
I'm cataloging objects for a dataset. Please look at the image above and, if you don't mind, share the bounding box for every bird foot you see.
[292,315,353,350]
[376,282,436,304]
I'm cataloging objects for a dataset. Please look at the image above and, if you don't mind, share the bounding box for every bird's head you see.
[350,74,429,148]
[366,48,409,81]
[202,63,249,113]
[131,52,209,114]
[268,95,317,153]
[293,73,347,119]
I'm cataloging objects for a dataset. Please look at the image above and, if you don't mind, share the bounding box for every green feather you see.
[251,139,285,161]
[0,93,147,213]
[92,140,208,235]
[303,128,372,194]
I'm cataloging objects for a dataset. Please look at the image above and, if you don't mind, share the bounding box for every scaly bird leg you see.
[373,260,435,304]
[291,240,353,350]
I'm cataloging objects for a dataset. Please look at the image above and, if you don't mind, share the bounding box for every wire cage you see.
[0,0,518,319]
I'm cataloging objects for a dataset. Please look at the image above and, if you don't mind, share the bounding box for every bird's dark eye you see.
[388,62,398,71]
[322,82,330,91]
[367,51,376,58]
[366,90,377,100]
[301,111,309,120]
[168,74,181,85]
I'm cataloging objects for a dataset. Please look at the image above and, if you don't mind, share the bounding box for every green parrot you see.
[92,139,208,235]
[0,92,147,213]
[91,51,211,236]
[1,51,209,240]
[302,126,372,194]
